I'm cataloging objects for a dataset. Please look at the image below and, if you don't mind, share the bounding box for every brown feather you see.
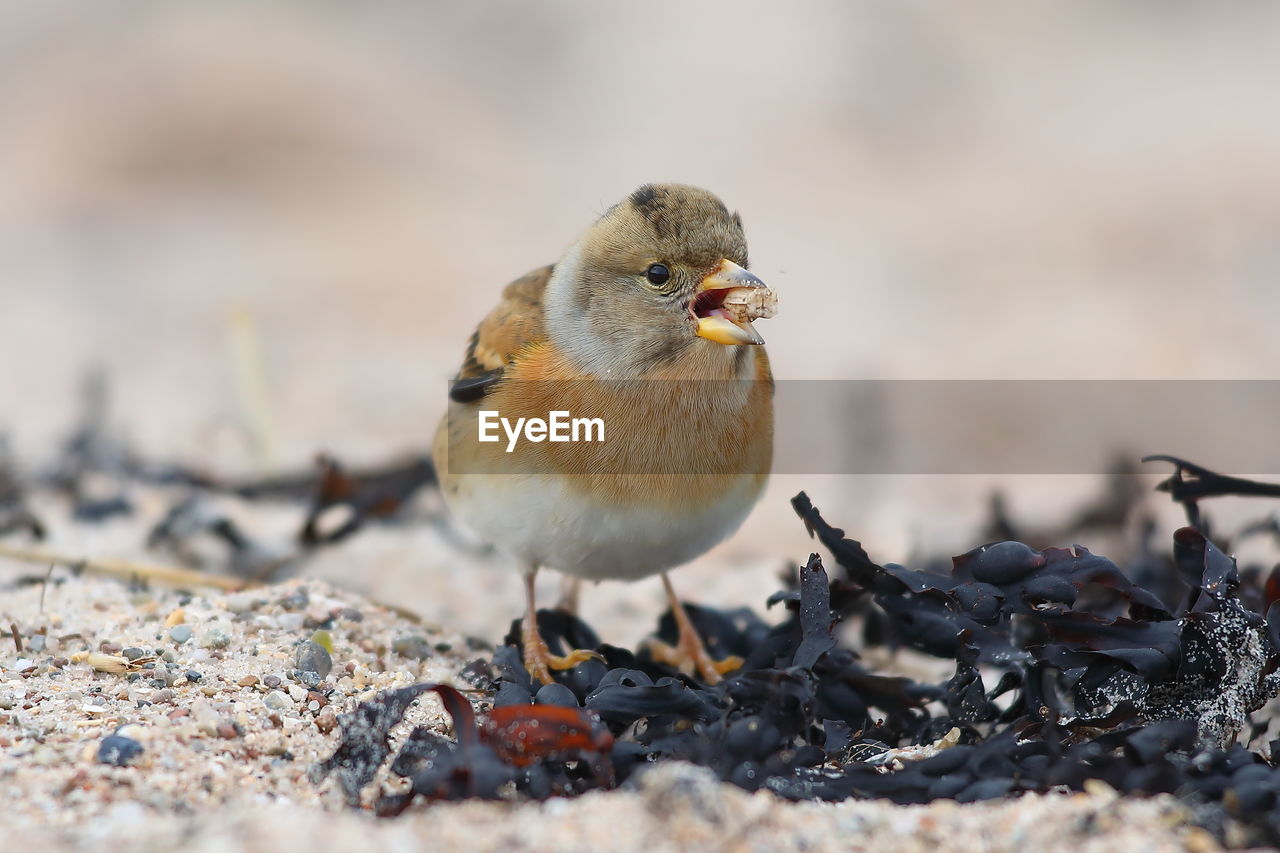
[457,264,553,380]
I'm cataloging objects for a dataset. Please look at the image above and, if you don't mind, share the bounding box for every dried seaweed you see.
[147,496,289,579]
[1145,455,1280,529]
[0,437,44,539]
[46,372,135,522]
[310,682,442,804]
[298,454,436,546]
[320,478,1280,846]
[311,682,612,812]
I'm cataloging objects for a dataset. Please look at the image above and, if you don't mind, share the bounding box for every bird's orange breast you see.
[439,341,773,512]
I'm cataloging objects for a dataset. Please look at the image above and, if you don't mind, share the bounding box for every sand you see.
[0,568,1224,852]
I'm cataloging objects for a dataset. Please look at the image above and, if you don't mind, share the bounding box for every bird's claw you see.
[646,637,743,685]
[522,625,604,685]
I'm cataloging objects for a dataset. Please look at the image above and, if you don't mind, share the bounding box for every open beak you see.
[693,259,777,346]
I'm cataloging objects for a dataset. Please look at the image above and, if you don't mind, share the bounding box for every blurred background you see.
[3,2,1279,641]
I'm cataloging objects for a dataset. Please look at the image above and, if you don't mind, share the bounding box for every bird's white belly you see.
[445,474,762,580]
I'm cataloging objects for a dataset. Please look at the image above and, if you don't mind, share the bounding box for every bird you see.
[432,183,776,685]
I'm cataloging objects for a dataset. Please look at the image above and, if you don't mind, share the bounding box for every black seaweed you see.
[318,483,1280,846]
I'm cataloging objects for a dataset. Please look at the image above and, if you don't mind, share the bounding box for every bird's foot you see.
[646,630,743,686]
[649,573,743,685]
[521,617,604,685]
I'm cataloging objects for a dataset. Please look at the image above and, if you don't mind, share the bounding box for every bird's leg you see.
[555,575,582,615]
[646,573,743,685]
[521,567,602,685]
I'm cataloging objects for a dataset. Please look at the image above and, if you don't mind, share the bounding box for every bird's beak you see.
[693,259,777,346]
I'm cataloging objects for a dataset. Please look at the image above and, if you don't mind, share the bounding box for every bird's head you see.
[545,184,777,377]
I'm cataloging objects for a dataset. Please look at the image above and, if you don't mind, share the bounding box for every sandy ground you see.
[0,573,1222,853]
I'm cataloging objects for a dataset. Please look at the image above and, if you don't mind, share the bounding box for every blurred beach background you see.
[3,2,1279,642]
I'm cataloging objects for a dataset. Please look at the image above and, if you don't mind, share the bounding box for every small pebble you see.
[197,626,230,650]
[392,635,433,661]
[185,670,202,683]
[264,691,291,711]
[169,625,193,644]
[304,607,332,629]
[315,705,338,733]
[97,733,144,767]
[238,675,260,688]
[122,647,146,661]
[294,641,332,681]
[296,670,323,689]
[224,593,261,614]
[309,630,334,654]
[28,635,47,653]
[263,675,282,689]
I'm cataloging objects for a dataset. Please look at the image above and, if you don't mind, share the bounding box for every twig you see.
[0,543,248,591]
[228,305,278,475]
[0,542,432,627]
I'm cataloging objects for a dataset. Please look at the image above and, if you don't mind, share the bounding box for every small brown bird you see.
[432,184,776,684]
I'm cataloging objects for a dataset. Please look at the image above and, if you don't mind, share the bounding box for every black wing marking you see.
[449,369,504,403]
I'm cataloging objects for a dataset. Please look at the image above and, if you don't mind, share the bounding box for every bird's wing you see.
[449,264,552,403]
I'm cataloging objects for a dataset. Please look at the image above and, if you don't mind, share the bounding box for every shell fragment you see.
[721,286,777,324]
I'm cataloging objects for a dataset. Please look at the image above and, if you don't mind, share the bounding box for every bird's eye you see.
[645,263,670,286]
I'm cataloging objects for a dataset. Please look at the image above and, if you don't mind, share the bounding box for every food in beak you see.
[693,260,776,346]
[721,285,777,325]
